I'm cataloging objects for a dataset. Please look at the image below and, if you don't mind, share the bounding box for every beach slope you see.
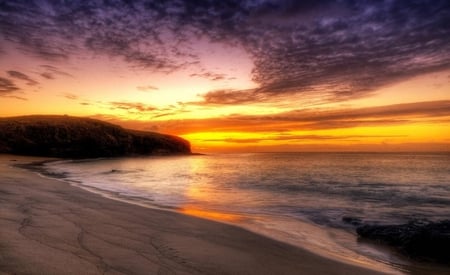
[0,155,389,275]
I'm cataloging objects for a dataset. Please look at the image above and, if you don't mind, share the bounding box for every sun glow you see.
[180,121,450,153]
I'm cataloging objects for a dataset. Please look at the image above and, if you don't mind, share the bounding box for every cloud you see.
[39,65,73,80]
[109,102,158,113]
[3,95,27,101]
[270,100,450,123]
[0,0,449,103]
[0,76,26,100]
[199,89,259,105]
[107,101,190,119]
[204,0,450,103]
[0,77,19,94]
[40,72,53,80]
[137,85,159,92]
[214,100,450,132]
[241,1,450,100]
[63,93,78,100]
[147,100,450,134]
[7,70,38,86]
[190,72,228,81]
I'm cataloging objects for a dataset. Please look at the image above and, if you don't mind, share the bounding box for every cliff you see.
[0,115,191,158]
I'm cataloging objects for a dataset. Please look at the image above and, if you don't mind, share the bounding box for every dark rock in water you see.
[357,220,450,263]
[0,115,191,158]
[342,216,362,226]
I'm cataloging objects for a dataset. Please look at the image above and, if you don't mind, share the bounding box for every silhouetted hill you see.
[0,115,191,158]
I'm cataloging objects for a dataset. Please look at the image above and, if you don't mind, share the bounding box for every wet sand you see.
[0,155,393,275]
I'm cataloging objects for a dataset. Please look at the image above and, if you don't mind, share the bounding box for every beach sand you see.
[0,155,392,275]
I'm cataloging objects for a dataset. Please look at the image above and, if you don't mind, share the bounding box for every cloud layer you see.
[7,70,38,86]
[1,0,449,103]
[148,100,450,135]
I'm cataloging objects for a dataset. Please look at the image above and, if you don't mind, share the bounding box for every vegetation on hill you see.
[0,116,191,158]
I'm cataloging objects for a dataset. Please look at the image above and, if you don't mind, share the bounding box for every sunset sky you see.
[1,0,449,153]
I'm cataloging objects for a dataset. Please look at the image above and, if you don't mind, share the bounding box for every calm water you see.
[43,153,450,272]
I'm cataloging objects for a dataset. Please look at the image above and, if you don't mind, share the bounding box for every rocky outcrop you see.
[356,220,450,263]
[0,115,191,158]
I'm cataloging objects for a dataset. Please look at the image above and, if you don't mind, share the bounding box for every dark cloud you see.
[0,76,26,100]
[108,101,189,119]
[200,89,259,105]
[1,0,449,102]
[253,1,449,98]
[0,77,19,94]
[39,65,73,80]
[197,87,334,106]
[7,70,38,86]
[190,72,228,81]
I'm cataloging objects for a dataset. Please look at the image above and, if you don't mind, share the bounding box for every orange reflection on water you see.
[180,157,246,223]
[180,207,244,222]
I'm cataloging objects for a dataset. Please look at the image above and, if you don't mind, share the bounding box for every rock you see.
[342,216,362,226]
[357,220,450,263]
[0,115,191,158]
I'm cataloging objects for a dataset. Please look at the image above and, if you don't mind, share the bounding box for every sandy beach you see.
[0,155,393,275]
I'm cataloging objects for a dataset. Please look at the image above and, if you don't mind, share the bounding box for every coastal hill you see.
[0,115,191,158]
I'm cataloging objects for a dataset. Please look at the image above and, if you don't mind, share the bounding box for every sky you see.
[0,0,449,153]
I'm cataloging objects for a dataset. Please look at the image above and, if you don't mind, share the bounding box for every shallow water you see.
[44,152,450,273]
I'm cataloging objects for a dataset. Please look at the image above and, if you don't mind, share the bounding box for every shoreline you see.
[11,156,397,271]
[1,154,397,274]
[20,160,395,271]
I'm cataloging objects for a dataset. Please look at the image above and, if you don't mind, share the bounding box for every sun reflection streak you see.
[180,206,245,222]
[177,157,247,222]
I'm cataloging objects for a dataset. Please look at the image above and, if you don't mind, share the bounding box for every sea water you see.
[43,152,450,272]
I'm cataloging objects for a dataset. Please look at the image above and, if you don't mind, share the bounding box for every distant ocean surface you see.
[43,153,450,271]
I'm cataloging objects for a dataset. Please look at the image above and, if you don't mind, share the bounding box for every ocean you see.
[42,152,450,272]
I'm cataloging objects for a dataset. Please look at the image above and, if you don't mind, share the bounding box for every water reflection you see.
[45,153,450,274]
[180,206,245,222]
